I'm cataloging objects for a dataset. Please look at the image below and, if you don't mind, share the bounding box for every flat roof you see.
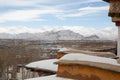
[55,53,120,72]
[26,59,58,72]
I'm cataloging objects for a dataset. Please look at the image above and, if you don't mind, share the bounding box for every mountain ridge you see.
[0,30,100,40]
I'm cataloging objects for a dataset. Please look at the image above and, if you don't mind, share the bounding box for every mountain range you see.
[0,30,100,40]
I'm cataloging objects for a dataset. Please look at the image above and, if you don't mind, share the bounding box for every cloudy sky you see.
[0,0,117,39]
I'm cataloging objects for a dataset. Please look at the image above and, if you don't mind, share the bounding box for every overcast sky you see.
[0,0,117,40]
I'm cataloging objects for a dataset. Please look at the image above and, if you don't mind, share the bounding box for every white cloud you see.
[0,0,102,7]
[60,6,109,18]
[0,0,108,22]
[0,26,117,40]
[0,9,62,22]
[0,0,52,7]
[0,6,108,22]
[79,6,108,11]
[85,0,102,3]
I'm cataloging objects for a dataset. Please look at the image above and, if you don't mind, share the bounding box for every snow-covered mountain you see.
[84,35,99,40]
[0,30,100,40]
[47,30,84,40]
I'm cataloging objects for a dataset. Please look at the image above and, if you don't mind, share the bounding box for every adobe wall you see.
[57,52,66,59]
[57,64,120,80]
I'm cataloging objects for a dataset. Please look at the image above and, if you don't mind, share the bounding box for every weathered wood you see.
[112,17,120,22]
[115,22,120,26]
[117,26,120,58]
[109,0,120,17]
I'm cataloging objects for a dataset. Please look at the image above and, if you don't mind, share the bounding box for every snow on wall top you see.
[25,75,73,80]
[26,59,58,72]
[60,53,120,66]
[58,48,69,52]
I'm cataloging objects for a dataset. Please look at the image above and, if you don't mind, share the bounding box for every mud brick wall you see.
[57,52,67,59]
[57,64,120,80]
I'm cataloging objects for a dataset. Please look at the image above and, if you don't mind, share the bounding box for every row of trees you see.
[0,45,43,80]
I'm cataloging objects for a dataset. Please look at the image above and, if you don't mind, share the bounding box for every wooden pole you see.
[117,26,120,58]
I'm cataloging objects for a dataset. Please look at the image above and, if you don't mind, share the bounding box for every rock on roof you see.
[26,59,58,72]
[25,75,73,80]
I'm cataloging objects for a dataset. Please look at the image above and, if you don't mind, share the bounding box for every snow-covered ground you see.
[26,59,58,72]
[25,75,73,80]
